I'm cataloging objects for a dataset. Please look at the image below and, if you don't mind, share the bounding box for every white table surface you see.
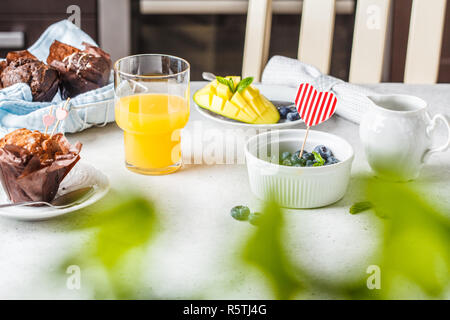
[0,82,449,299]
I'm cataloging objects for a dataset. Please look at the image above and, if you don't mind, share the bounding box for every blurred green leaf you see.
[242,201,303,299]
[349,201,374,214]
[367,180,450,298]
[62,191,158,299]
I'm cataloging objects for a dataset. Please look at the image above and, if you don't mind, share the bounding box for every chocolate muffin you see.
[0,60,6,89]
[0,50,59,102]
[47,40,112,99]
[0,128,82,203]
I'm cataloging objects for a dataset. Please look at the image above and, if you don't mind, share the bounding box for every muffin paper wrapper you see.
[0,143,81,203]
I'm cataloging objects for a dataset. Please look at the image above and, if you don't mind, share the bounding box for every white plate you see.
[194,84,304,129]
[0,162,110,221]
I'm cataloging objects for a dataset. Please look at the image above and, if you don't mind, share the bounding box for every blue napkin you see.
[0,19,115,134]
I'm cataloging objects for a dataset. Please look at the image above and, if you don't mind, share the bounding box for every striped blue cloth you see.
[0,20,115,134]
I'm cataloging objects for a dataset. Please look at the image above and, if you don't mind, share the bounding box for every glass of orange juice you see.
[114,54,190,175]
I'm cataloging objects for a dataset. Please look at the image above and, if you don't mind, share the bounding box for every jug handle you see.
[423,114,450,162]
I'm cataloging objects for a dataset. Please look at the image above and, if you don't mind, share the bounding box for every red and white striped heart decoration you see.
[294,83,337,127]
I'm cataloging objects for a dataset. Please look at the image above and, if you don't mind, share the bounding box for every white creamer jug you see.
[360,94,450,181]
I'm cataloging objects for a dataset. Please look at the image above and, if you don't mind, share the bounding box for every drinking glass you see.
[114,54,190,175]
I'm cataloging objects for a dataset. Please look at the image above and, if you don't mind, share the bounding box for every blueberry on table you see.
[278,107,291,119]
[286,112,300,121]
[306,160,314,167]
[249,212,262,226]
[231,205,250,221]
[314,145,333,159]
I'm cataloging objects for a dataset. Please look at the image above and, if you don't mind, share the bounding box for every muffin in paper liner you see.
[0,129,82,203]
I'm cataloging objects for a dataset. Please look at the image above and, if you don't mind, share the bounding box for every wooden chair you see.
[242,0,447,84]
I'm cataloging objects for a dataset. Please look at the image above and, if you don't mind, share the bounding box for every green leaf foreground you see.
[53,177,449,299]
[242,201,303,299]
[349,201,374,214]
[61,192,158,299]
[366,180,450,298]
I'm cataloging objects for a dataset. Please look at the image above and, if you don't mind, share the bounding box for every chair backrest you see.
[242,0,273,82]
[242,0,448,83]
[404,0,447,83]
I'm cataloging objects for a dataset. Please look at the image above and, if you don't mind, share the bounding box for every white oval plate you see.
[194,84,304,129]
[0,162,110,221]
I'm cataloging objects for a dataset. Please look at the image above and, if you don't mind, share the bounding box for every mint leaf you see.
[349,201,374,214]
[216,76,229,86]
[228,77,235,93]
[216,76,235,93]
[236,77,254,93]
[312,151,325,166]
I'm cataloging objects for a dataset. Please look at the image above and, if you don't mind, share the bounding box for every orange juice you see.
[115,93,189,174]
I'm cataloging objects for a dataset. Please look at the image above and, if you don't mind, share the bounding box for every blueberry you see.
[230,205,250,221]
[326,156,339,165]
[298,158,307,167]
[302,152,315,161]
[249,212,262,226]
[286,112,300,121]
[278,107,291,119]
[306,160,314,167]
[290,154,301,165]
[314,145,333,160]
[280,151,291,161]
[282,158,293,166]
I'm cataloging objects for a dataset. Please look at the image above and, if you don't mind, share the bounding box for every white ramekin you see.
[245,129,354,209]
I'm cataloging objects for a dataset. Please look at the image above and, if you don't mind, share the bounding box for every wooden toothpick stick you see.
[50,98,71,137]
[44,105,55,135]
[299,126,310,158]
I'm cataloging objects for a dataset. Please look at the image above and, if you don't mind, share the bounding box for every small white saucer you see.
[0,162,110,221]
